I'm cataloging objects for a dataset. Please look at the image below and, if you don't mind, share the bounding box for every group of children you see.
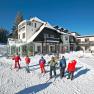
[12,54,77,80]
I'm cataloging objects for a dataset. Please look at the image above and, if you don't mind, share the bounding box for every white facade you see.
[18,17,43,43]
[18,20,27,42]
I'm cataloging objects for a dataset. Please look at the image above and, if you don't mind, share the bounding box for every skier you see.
[48,56,57,78]
[67,59,77,80]
[59,56,66,78]
[25,55,31,73]
[12,53,21,69]
[39,56,46,73]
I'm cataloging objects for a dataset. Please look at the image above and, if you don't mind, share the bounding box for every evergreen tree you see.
[12,12,24,39]
[0,27,9,43]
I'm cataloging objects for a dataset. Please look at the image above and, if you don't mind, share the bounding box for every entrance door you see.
[49,45,55,53]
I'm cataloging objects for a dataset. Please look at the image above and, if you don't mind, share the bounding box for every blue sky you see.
[0,0,94,35]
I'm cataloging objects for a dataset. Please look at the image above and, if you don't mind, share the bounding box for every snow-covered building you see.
[77,35,94,52]
[71,32,80,37]
[8,17,76,56]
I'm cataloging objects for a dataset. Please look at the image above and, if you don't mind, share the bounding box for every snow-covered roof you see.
[18,20,28,26]
[77,35,94,38]
[45,22,67,35]
[30,17,45,23]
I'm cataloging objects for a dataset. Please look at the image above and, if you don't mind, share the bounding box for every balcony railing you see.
[78,41,94,46]
[44,37,60,43]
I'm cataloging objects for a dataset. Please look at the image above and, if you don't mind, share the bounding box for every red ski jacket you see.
[25,57,30,64]
[12,56,21,62]
[67,60,77,72]
[39,59,45,67]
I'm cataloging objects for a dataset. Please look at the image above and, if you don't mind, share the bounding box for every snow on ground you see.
[0,44,7,57]
[0,51,94,94]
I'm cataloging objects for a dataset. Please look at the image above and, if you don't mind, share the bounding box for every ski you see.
[46,78,52,83]
[46,77,56,83]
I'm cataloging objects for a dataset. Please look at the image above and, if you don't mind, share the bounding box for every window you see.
[18,35,20,39]
[50,34,54,38]
[65,36,68,40]
[27,21,31,26]
[77,39,81,43]
[69,36,74,43]
[35,23,36,28]
[37,46,41,52]
[85,38,89,42]
[44,34,49,38]
[50,45,55,53]
[19,22,25,29]
[22,33,25,39]
[31,23,33,26]
[19,26,25,32]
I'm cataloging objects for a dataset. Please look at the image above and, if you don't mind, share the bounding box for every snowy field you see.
[0,51,94,94]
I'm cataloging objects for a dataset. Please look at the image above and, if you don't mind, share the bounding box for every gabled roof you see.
[30,17,67,35]
[30,17,45,23]
[27,22,60,43]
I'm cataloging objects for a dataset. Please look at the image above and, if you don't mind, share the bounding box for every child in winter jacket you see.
[39,56,46,73]
[67,59,77,80]
[48,56,57,78]
[25,55,31,73]
[12,54,21,69]
[59,56,66,78]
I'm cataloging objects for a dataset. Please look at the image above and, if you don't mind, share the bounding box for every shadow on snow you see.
[16,82,52,94]
[74,68,90,79]
[76,66,83,72]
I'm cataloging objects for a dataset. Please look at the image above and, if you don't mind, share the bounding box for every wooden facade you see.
[29,27,61,55]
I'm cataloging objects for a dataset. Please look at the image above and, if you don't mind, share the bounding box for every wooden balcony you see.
[78,41,94,46]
